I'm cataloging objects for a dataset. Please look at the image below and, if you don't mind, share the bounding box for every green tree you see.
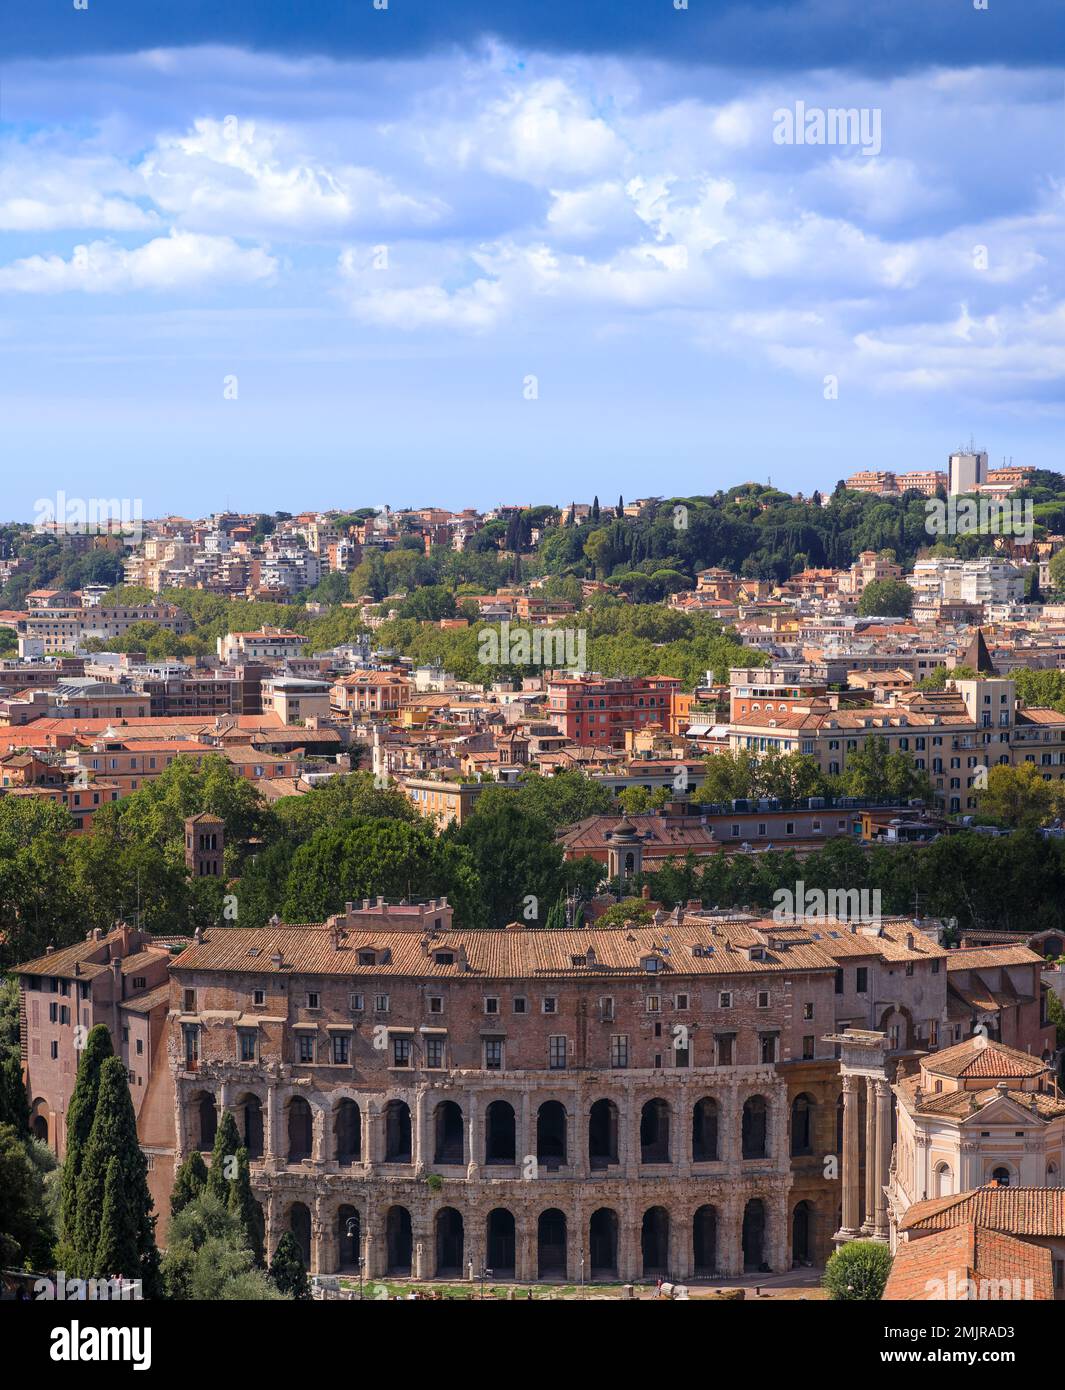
[823,1240,893,1300]
[454,788,567,927]
[94,1154,140,1278]
[856,579,913,617]
[595,897,654,927]
[162,1191,284,1300]
[514,770,614,828]
[171,1151,208,1217]
[839,738,931,803]
[977,763,1059,830]
[206,1109,242,1201]
[59,1023,114,1259]
[0,978,29,1134]
[269,1230,310,1300]
[227,1147,265,1266]
[0,1123,57,1268]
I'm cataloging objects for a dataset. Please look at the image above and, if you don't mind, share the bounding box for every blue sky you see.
[2,2,1063,516]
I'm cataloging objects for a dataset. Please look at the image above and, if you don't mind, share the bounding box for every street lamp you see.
[345,1218,363,1300]
[480,1265,492,1300]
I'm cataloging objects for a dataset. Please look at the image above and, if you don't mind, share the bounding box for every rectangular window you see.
[803,1002,814,1020]
[675,993,689,1011]
[802,1035,815,1060]
[183,988,196,1013]
[297,1034,315,1063]
[719,991,732,1008]
[548,1035,567,1069]
[253,989,265,1007]
[484,996,499,1015]
[374,994,390,1013]
[757,991,770,1009]
[610,1034,629,1068]
[856,967,868,994]
[483,1038,503,1070]
[715,1033,734,1066]
[600,996,615,1021]
[513,997,527,1014]
[306,992,320,1010]
[349,993,364,1012]
[425,1037,445,1069]
[429,996,443,1014]
[760,1033,778,1064]
[391,1036,410,1068]
[239,1030,257,1063]
[834,969,844,995]
[542,997,558,1014]
[332,1034,350,1065]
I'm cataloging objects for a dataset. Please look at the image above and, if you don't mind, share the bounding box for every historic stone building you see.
[157,903,956,1282]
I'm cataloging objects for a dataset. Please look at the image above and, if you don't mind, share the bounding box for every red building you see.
[546,674,683,749]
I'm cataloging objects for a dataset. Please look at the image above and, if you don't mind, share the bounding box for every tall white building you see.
[949,449,988,495]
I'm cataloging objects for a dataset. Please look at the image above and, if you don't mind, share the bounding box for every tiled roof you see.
[900,1188,1065,1238]
[946,945,1044,971]
[922,1036,1047,1079]
[883,1223,1054,1300]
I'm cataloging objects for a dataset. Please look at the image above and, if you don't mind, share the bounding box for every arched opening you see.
[536,1101,567,1170]
[485,1100,516,1164]
[238,1093,264,1160]
[742,1198,766,1271]
[287,1096,313,1162]
[487,1208,516,1276]
[692,1097,719,1162]
[792,1200,813,1265]
[537,1208,567,1279]
[589,1208,618,1279]
[1047,1162,1061,1187]
[934,1162,953,1198]
[29,1102,48,1145]
[385,1205,413,1275]
[790,1093,815,1156]
[383,1100,412,1164]
[194,1090,217,1151]
[337,1205,360,1272]
[435,1207,464,1276]
[693,1204,717,1276]
[588,1099,619,1170]
[640,1098,670,1164]
[335,1098,361,1165]
[641,1206,670,1277]
[434,1100,464,1165]
[991,1166,1011,1188]
[742,1095,768,1159]
[289,1202,312,1269]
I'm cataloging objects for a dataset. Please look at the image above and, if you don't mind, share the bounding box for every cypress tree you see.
[206,1109,242,1201]
[269,1231,310,1300]
[171,1151,208,1217]
[227,1147,265,1266]
[95,1155,140,1281]
[60,1024,113,1254]
[73,1056,159,1293]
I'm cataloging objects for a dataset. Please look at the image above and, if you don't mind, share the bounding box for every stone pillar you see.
[263,1085,278,1163]
[672,1211,691,1280]
[466,1093,480,1179]
[519,1092,532,1170]
[466,1209,485,1284]
[875,1078,891,1237]
[677,1085,692,1176]
[840,1075,860,1238]
[413,1089,428,1176]
[769,1190,788,1271]
[414,1226,429,1280]
[862,1077,877,1233]
[312,1103,326,1164]
[363,1102,377,1171]
[720,1196,743,1277]
[517,1215,533,1282]
[311,1202,328,1275]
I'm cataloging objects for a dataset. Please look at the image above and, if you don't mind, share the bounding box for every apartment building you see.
[546,675,683,750]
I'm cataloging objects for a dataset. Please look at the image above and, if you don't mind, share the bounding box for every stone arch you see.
[383,1099,412,1164]
[485,1099,516,1164]
[191,1088,217,1151]
[742,1094,768,1159]
[641,1205,670,1277]
[934,1160,953,1197]
[433,1099,465,1165]
[692,1096,719,1162]
[692,1204,717,1275]
[589,1207,619,1279]
[385,1205,413,1275]
[334,1097,361,1164]
[742,1198,766,1271]
[29,1099,49,1145]
[790,1093,815,1156]
[989,1163,1013,1188]
[486,1207,516,1276]
[537,1208,567,1278]
[877,1003,916,1051]
[640,1097,670,1164]
[536,1100,567,1169]
[288,1201,312,1268]
[286,1094,313,1162]
[235,1091,264,1160]
[435,1206,465,1276]
[791,1200,814,1265]
[588,1098,619,1170]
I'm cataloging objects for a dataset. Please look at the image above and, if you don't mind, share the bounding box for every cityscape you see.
[1,0,1063,1367]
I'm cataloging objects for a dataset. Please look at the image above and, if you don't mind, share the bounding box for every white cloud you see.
[0,230,277,293]
[0,149,158,231]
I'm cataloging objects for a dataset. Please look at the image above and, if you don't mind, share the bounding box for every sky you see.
[2,1,1064,518]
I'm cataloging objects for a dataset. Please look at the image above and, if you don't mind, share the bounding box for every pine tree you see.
[60,1024,113,1257]
[227,1147,265,1266]
[171,1151,208,1217]
[206,1109,242,1201]
[616,495,624,518]
[73,1056,159,1293]
[95,1155,140,1281]
[591,495,600,522]
[269,1231,310,1300]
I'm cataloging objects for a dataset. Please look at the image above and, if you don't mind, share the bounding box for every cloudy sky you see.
[3,1,1063,516]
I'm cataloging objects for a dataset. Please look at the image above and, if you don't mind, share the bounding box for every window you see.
[802,1035,815,1060]
[803,1002,814,1020]
[425,1037,445,1069]
[549,1035,567,1069]
[183,988,196,1013]
[50,1040,59,1060]
[253,989,265,1007]
[760,1033,778,1064]
[543,997,558,1014]
[434,952,454,966]
[132,976,147,990]
[513,996,527,1014]
[834,969,844,995]
[239,1030,257,1063]
[600,996,615,1021]
[484,996,499,1015]
[610,1034,629,1068]
[49,1002,58,1023]
[136,1038,144,1056]
[374,994,390,1014]
[358,951,376,967]
[391,1036,411,1068]
[715,1033,735,1065]
[719,991,732,1009]
[483,1038,503,1070]
[306,992,320,1010]
[646,995,661,1014]
[332,1034,350,1065]
[757,991,770,1009]
[856,968,868,994]
[429,996,443,1014]
[297,1033,315,1063]
[349,992,364,1013]
[675,993,689,1011]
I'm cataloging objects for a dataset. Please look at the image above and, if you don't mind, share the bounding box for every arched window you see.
[589,1099,619,1170]
[790,1094,815,1156]
[934,1162,952,1198]
[383,1100,412,1164]
[991,1166,1011,1188]
[692,1097,718,1162]
[742,1094,768,1159]
[335,1098,361,1164]
[640,1098,670,1164]
[536,1101,567,1169]
[485,1100,516,1164]
[287,1096,313,1162]
[433,1100,464,1165]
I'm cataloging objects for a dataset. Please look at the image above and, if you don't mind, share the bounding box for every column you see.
[361,1101,374,1172]
[413,1090,428,1177]
[874,1078,891,1238]
[839,1074,860,1238]
[264,1085,279,1165]
[676,1085,692,1176]
[862,1076,877,1233]
[466,1094,480,1179]
[311,1198,328,1275]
